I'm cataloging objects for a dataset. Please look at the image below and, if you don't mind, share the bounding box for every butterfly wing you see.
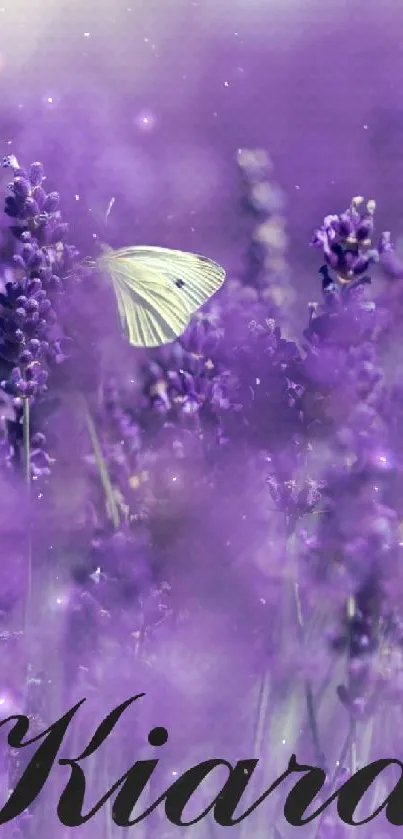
[97,246,226,348]
[109,246,226,315]
[98,253,192,347]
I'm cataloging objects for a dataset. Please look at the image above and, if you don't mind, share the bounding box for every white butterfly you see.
[96,245,226,348]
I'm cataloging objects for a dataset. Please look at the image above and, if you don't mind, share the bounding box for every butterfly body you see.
[96,245,226,348]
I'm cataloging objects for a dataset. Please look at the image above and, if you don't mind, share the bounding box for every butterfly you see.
[96,245,226,348]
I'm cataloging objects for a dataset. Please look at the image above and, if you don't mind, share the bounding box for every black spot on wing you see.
[175,278,185,288]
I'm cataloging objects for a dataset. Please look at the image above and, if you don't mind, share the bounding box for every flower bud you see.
[28,162,45,186]
[43,192,60,212]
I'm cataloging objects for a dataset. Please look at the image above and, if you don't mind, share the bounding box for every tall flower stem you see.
[23,397,32,633]
[293,581,326,770]
[83,399,120,529]
[287,522,326,770]
[347,595,357,774]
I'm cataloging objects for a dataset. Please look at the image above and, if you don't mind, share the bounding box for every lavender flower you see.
[311,196,385,286]
[0,156,79,478]
[2,146,403,839]
[235,148,296,323]
[141,311,224,426]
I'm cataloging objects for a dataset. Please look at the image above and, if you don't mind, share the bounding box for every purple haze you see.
[0,2,403,837]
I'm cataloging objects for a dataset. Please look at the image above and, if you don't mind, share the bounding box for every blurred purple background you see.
[0,6,403,836]
[1,0,403,297]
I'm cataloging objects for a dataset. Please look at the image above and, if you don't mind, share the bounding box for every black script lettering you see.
[284,755,337,825]
[214,757,301,825]
[115,757,263,827]
[115,756,296,827]
[165,760,235,826]
[0,700,84,823]
[148,727,168,747]
[58,694,147,826]
[112,761,167,826]
[112,726,169,827]
[166,754,310,827]
[337,758,403,826]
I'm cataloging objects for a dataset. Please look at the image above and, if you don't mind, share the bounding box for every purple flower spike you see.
[312,197,390,288]
[43,192,60,213]
[28,161,45,186]
[0,157,80,482]
[23,197,40,217]
[12,178,31,201]
[0,146,402,781]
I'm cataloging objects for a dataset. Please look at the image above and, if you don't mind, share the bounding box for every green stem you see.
[252,670,271,757]
[285,519,325,770]
[238,634,272,839]
[83,401,120,530]
[23,397,30,486]
[23,397,32,632]
[347,596,357,774]
[293,582,326,771]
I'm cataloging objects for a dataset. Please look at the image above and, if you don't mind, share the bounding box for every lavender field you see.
[0,0,403,837]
